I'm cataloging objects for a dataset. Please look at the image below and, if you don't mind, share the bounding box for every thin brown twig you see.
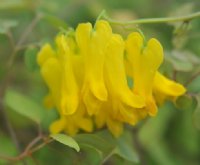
[30,138,54,153]
[0,13,42,165]
[23,135,42,154]
[184,70,200,86]
[7,13,42,68]
[0,136,54,162]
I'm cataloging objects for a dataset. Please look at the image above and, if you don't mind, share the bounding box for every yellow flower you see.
[153,72,186,105]
[50,104,93,136]
[75,21,112,115]
[125,32,163,116]
[37,20,186,137]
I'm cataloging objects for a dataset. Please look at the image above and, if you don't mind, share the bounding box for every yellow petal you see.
[107,118,123,137]
[105,34,145,108]
[58,35,79,115]
[78,21,112,115]
[75,22,92,53]
[50,117,66,134]
[126,32,143,79]
[125,32,164,116]
[64,122,79,136]
[41,58,61,110]
[78,118,93,132]
[153,72,186,104]
[83,20,112,101]
[37,44,56,66]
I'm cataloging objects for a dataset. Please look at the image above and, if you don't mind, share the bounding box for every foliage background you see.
[0,0,200,164]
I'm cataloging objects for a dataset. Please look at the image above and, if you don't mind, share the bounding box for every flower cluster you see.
[37,20,186,137]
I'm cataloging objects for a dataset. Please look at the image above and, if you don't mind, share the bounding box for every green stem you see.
[103,11,200,25]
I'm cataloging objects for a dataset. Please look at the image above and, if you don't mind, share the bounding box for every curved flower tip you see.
[50,118,66,134]
[63,108,93,136]
[75,22,92,52]
[77,20,114,115]
[37,44,56,66]
[41,58,61,107]
[105,34,145,108]
[153,72,186,104]
[56,35,79,115]
[107,119,123,137]
[125,32,163,117]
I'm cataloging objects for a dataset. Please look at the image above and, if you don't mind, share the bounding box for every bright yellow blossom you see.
[125,32,164,116]
[37,20,186,137]
[153,72,186,105]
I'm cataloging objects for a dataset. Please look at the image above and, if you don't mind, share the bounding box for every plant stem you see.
[0,13,42,165]
[103,11,200,25]
[7,13,42,68]
[185,70,200,86]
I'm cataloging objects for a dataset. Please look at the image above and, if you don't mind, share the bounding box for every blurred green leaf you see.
[168,3,194,49]
[193,94,200,130]
[0,134,18,164]
[0,0,24,9]
[75,131,139,164]
[187,75,200,93]
[51,134,80,152]
[75,133,113,158]
[4,89,44,123]
[114,132,139,163]
[0,19,18,34]
[139,103,178,165]
[79,146,102,165]
[42,14,68,29]
[0,27,7,34]
[168,3,194,28]
[165,51,194,72]
[24,47,39,71]
[176,94,198,111]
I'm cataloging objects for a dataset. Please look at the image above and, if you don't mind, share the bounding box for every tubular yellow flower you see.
[95,101,123,137]
[153,72,186,104]
[50,105,93,136]
[37,20,186,137]
[125,32,164,116]
[56,35,79,115]
[76,20,112,115]
[103,34,145,125]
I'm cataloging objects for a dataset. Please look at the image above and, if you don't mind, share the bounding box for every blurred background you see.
[0,0,200,164]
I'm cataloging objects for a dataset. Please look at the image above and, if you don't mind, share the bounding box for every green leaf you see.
[75,131,139,164]
[75,133,114,157]
[176,94,198,111]
[0,134,18,164]
[114,132,139,163]
[51,134,80,152]
[0,19,18,34]
[139,103,178,165]
[24,47,39,71]
[4,89,44,123]
[168,3,194,28]
[193,94,200,130]
[165,51,194,72]
[0,27,7,34]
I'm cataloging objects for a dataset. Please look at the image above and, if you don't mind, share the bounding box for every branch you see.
[102,11,200,25]
[0,13,42,165]
[0,135,53,163]
[184,70,200,86]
